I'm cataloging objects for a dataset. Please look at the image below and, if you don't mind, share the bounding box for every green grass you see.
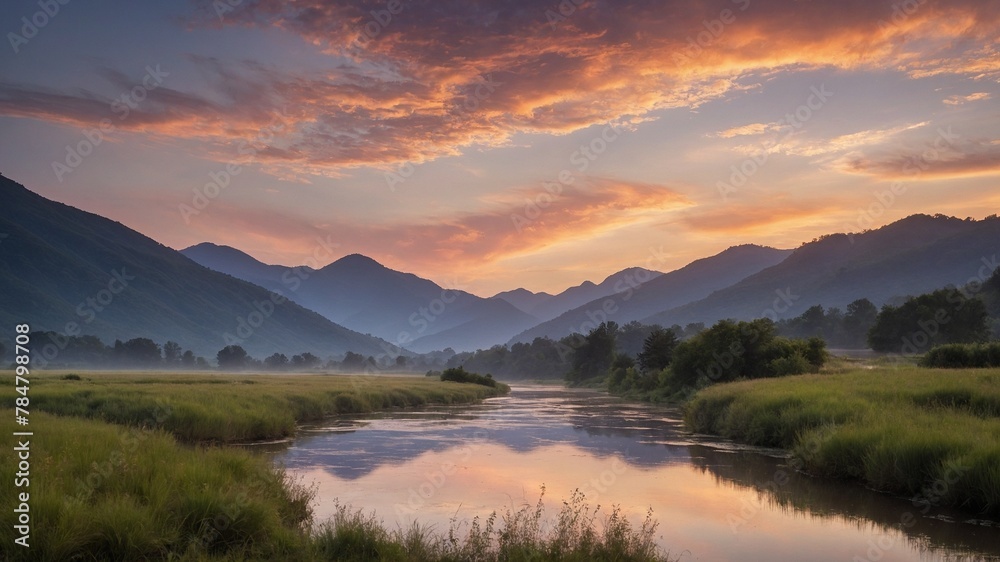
[0,371,510,443]
[685,367,1000,515]
[0,409,314,561]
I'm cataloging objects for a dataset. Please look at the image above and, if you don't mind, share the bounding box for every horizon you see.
[2,1,998,295]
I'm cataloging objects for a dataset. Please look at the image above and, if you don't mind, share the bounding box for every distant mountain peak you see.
[327,253,385,269]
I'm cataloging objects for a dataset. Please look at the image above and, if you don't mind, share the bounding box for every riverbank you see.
[684,367,1000,516]
[0,371,672,561]
[0,371,510,443]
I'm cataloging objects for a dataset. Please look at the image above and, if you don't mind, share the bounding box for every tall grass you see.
[685,367,1000,515]
[312,489,671,562]
[0,371,510,443]
[0,410,314,561]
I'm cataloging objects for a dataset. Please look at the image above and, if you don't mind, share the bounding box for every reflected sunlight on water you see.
[270,386,999,562]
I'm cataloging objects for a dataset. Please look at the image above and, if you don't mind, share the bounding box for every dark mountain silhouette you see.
[644,214,1000,327]
[510,245,793,343]
[496,267,664,323]
[0,176,394,360]
[181,245,539,353]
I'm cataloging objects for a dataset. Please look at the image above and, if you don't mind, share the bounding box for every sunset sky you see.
[1,0,998,295]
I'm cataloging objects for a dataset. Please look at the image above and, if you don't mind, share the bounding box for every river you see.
[266,385,999,561]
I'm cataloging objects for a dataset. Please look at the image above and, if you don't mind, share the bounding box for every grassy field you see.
[0,371,673,561]
[685,367,1000,515]
[0,371,510,443]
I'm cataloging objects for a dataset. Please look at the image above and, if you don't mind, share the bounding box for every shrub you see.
[440,366,498,388]
[921,342,1000,368]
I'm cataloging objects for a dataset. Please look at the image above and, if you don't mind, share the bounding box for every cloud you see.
[833,138,1000,180]
[3,0,999,176]
[675,196,845,235]
[944,92,992,105]
[185,176,690,270]
[715,122,783,139]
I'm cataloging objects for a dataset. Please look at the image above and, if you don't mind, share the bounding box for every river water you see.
[268,385,999,561]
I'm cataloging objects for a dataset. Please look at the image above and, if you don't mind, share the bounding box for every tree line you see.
[775,267,999,353]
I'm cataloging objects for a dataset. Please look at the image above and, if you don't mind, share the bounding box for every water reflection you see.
[268,386,999,561]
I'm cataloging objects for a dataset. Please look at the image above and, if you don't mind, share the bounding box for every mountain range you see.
[182,244,662,353]
[509,244,794,343]
[643,214,1000,328]
[0,175,394,360]
[3,175,998,362]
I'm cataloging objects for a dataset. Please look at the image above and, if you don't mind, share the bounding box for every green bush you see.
[668,319,826,392]
[440,366,498,388]
[921,342,1000,368]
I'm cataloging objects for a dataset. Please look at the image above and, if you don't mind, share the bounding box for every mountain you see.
[181,246,539,353]
[0,176,395,360]
[492,288,554,315]
[644,214,1000,327]
[494,267,664,322]
[510,245,793,343]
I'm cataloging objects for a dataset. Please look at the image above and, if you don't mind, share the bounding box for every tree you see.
[670,318,823,391]
[617,321,661,358]
[395,355,407,368]
[264,353,289,370]
[341,351,366,370]
[292,352,320,369]
[181,350,196,368]
[162,341,182,366]
[568,321,618,383]
[843,298,878,348]
[0,341,5,363]
[119,338,162,366]
[637,327,678,373]
[217,345,249,369]
[868,288,990,353]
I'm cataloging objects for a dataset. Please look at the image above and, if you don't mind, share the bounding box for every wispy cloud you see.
[944,92,992,105]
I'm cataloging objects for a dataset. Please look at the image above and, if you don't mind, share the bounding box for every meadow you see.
[0,371,510,443]
[685,366,1000,515]
[0,371,672,561]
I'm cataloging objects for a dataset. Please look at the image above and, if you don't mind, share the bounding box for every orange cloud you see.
[179,177,689,273]
[2,0,999,176]
[944,92,992,105]
[676,196,845,235]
